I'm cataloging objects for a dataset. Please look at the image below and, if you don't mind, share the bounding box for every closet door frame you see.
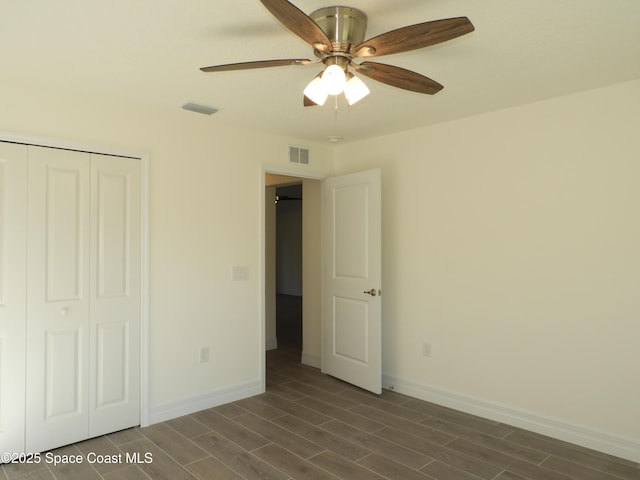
[0,141,28,454]
[0,131,150,429]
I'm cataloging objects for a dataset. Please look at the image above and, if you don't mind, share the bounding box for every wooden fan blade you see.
[200,59,311,72]
[354,62,443,94]
[354,17,474,58]
[303,95,318,107]
[260,0,332,52]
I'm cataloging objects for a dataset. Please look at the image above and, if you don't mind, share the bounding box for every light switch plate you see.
[232,266,249,281]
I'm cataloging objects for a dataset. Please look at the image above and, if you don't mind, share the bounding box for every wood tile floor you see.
[3,348,639,480]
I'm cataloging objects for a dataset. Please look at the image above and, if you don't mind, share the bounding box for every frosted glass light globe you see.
[303,75,328,106]
[321,64,347,95]
[344,75,370,105]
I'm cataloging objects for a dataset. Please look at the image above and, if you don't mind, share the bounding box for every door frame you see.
[0,130,151,427]
[259,164,327,392]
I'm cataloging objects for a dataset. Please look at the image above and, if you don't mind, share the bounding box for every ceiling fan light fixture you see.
[303,75,328,106]
[344,73,370,105]
[321,64,347,95]
[201,3,476,111]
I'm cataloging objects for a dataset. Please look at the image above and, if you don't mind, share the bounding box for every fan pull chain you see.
[334,95,339,115]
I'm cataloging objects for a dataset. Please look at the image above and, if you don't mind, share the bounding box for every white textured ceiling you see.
[2,0,639,143]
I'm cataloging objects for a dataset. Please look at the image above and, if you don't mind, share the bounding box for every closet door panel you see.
[26,146,91,453]
[45,164,85,301]
[96,322,128,405]
[89,154,141,437]
[45,329,82,417]
[0,142,27,455]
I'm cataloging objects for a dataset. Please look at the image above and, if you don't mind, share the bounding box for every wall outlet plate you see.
[199,346,210,363]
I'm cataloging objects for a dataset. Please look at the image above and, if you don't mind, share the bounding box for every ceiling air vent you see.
[181,102,218,115]
[289,145,310,165]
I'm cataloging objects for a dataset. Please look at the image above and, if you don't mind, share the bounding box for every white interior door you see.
[0,142,28,454]
[322,169,382,394]
[26,146,91,453]
[89,153,141,437]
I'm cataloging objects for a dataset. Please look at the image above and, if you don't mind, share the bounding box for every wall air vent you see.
[289,145,310,165]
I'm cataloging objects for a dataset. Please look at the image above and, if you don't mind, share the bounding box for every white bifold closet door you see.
[88,153,141,439]
[24,145,141,453]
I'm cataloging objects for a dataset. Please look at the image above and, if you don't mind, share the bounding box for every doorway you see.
[264,173,323,371]
[262,167,382,394]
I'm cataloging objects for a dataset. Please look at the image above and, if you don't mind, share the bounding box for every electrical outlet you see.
[423,343,432,358]
[199,346,210,363]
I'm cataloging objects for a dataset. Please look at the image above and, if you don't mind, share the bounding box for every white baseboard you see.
[148,380,262,425]
[301,351,321,369]
[382,373,640,463]
[265,336,278,351]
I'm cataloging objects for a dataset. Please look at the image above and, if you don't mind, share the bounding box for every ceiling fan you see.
[200,0,474,107]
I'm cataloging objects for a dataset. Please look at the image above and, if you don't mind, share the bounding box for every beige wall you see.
[334,80,640,458]
[301,179,322,367]
[0,79,335,416]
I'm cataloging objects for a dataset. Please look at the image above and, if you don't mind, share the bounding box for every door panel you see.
[334,183,370,278]
[45,165,85,301]
[26,146,91,453]
[45,328,82,418]
[0,142,27,454]
[323,169,381,394]
[334,296,369,363]
[96,169,129,297]
[89,153,141,437]
[95,321,128,406]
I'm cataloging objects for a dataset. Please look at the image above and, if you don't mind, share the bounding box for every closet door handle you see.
[60,307,69,316]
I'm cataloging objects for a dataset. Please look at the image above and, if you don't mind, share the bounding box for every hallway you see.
[276,294,302,350]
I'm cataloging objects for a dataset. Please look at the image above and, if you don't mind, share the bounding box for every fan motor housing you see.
[310,6,367,54]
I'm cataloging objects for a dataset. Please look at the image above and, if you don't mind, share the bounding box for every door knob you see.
[363,288,379,296]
